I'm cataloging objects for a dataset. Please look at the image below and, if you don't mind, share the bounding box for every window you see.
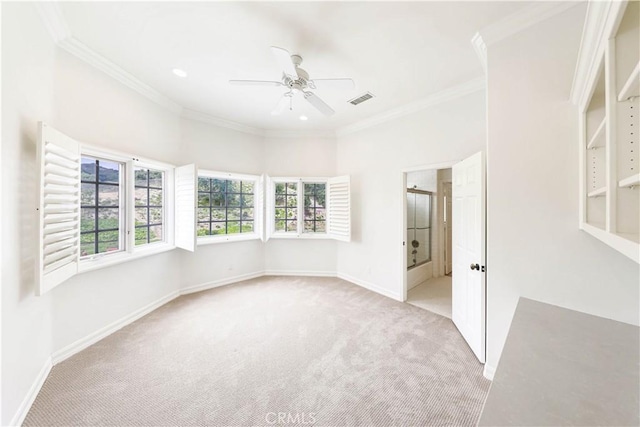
[37,123,179,294]
[273,180,326,235]
[275,182,298,232]
[80,156,124,257]
[303,183,326,233]
[268,176,350,241]
[196,171,260,242]
[134,168,164,246]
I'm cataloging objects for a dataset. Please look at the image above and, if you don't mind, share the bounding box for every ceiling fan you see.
[229,46,355,117]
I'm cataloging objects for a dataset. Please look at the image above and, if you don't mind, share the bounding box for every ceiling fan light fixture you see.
[172,68,187,78]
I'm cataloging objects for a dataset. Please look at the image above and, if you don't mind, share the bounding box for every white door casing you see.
[452,151,486,363]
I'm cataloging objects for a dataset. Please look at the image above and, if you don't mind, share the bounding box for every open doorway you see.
[401,152,486,364]
[405,168,453,318]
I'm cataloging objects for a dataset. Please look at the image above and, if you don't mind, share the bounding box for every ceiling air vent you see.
[348,92,374,106]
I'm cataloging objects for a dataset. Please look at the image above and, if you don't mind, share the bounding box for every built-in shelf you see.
[617,61,640,102]
[618,173,640,188]
[577,2,639,265]
[587,187,607,198]
[586,118,606,149]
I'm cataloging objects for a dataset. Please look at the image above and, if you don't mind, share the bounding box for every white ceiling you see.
[58,1,532,131]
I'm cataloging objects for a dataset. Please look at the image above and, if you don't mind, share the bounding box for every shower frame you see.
[407,188,433,270]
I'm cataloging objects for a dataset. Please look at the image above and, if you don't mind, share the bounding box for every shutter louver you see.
[257,174,266,242]
[175,164,197,252]
[264,176,273,241]
[37,122,81,295]
[328,175,351,242]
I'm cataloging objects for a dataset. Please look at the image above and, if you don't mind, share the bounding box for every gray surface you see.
[25,276,489,426]
[479,297,640,426]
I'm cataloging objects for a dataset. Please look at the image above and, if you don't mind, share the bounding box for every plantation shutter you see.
[37,122,81,295]
[174,164,197,251]
[264,175,273,241]
[327,175,351,242]
[257,174,266,242]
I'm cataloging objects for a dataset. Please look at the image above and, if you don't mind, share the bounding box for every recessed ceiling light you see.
[172,68,187,78]
[299,115,308,121]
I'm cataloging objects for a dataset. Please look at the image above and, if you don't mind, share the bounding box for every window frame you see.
[79,154,127,258]
[268,177,330,240]
[196,169,262,245]
[78,145,176,274]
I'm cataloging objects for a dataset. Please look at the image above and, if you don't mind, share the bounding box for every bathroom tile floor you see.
[407,275,452,318]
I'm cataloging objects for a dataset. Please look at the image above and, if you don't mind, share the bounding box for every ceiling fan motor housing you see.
[285,65,310,92]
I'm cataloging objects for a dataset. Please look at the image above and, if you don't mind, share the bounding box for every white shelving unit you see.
[576,0,639,264]
[619,173,640,188]
[588,187,607,198]
[617,61,639,101]
[586,118,606,149]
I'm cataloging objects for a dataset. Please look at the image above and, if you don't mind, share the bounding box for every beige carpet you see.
[25,276,489,426]
[407,276,453,319]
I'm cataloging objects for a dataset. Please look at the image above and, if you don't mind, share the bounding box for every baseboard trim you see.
[264,270,337,277]
[483,364,496,381]
[180,271,264,295]
[51,290,180,365]
[336,272,403,302]
[9,357,52,426]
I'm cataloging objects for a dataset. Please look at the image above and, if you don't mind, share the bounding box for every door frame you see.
[401,161,458,302]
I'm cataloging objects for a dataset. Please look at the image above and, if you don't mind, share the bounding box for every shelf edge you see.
[586,117,606,149]
[587,186,607,197]
[618,173,640,188]
[617,61,640,102]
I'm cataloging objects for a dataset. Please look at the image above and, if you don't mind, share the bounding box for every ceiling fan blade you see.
[310,78,355,91]
[304,92,335,116]
[271,94,291,116]
[229,80,283,87]
[270,46,298,79]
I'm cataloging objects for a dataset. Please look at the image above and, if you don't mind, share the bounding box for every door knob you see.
[470,263,480,271]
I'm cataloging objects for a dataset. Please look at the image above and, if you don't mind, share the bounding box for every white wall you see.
[1,4,56,424]
[178,118,267,290]
[49,49,185,354]
[336,91,486,300]
[263,136,338,275]
[485,4,639,373]
[407,169,437,192]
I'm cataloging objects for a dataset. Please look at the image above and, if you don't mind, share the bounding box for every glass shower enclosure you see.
[407,189,432,269]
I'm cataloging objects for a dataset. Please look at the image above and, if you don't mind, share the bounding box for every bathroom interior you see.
[406,168,453,318]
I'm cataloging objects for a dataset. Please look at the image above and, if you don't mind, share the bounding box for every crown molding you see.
[335,77,485,137]
[35,2,182,114]
[34,1,71,43]
[181,109,265,137]
[58,37,183,114]
[477,1,581,47]
[471,33,487,73]
[262,129,336,139]
[570,0,627,108]
[182,109,337,139]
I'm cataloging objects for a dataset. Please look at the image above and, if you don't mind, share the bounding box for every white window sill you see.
[197,233,261,246]
[269,233,330,240]
[78,243,176,274]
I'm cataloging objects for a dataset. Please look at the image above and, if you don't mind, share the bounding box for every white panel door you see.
[452,151,485,363]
